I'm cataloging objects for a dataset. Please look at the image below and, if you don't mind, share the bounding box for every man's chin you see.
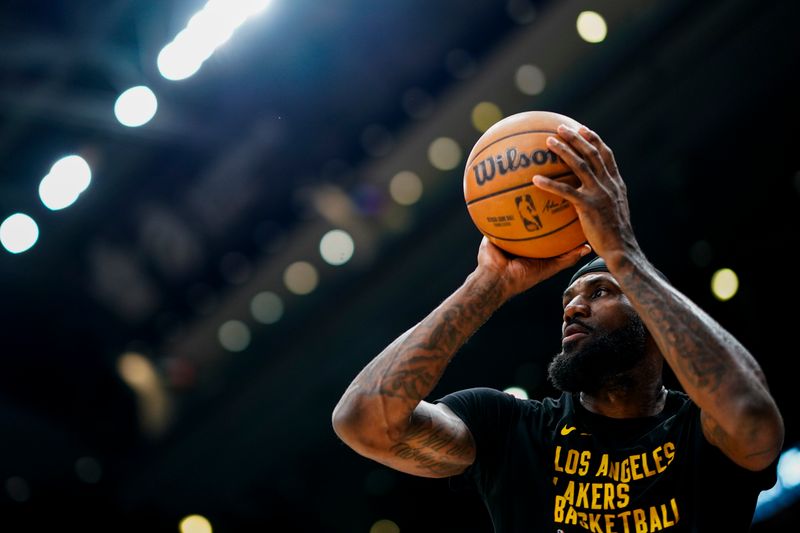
[560,338,583,355]
[547,353,584,392]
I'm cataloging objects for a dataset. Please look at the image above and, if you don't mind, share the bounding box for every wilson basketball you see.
[463,110,587,258]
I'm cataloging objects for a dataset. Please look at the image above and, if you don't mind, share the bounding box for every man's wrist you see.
[468,266,513,304]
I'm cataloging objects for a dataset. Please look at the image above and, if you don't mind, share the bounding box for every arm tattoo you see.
[617,258,734,393]
[388,442,467,476]
[616,256,782,466]
[354,274,505,406]
[388,411,475,476]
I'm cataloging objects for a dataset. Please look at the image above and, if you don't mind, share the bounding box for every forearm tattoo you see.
[352,274,504,406]
[617,260,735,393]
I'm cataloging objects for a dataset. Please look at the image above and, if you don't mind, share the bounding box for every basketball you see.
[463,110,587,258]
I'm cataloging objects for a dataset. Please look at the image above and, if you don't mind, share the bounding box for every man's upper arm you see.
[371,400,476,478]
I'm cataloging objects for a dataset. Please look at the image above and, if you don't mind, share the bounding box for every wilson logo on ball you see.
[471,147,558,186]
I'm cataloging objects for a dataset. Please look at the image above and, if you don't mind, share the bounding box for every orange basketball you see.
[463,110,587,258]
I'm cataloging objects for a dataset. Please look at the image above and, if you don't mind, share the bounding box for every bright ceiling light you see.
[114,86,158,127]
[0,213,39,254]
[158,0,272,81]
[39,155,92,210]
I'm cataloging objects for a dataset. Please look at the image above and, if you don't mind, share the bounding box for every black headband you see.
[568,256,610,287]
[567,256,669,287]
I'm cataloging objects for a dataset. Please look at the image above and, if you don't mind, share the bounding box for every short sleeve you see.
[435,387,520,487]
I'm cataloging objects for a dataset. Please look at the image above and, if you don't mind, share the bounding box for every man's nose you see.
[563,297,589,323]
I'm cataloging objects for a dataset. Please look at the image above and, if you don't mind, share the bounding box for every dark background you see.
[1,0,798,531]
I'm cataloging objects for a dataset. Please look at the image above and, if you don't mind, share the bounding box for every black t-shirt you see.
[436,387,776,533]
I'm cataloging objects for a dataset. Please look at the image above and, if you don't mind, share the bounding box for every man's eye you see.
[591,287,607,298]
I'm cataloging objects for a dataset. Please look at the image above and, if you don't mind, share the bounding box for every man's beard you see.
[547,314,648,394]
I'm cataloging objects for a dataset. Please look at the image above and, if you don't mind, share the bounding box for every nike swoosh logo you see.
[560,425,577,436]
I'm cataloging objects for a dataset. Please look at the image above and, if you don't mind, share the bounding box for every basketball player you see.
[332,124,783,531]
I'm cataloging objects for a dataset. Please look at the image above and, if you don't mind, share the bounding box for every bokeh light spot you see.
[180,514,213,533]
[370,519,400,533]
[471,101,504,133]
[250,291,284,324]
[284,261,319,295]
[503,386,529,399]
[515,64,546,95]
[320,229,355,266]
[428,137,462,171]
[577,11,608,43]
[218,320,251,352]
[0,213,39,254]
[75,457,103,484]
[389,171,424,206]
[114,86,158,127]
[711,268,739,301]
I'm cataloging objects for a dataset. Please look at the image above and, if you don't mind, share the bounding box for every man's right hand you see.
[476,236,591,300]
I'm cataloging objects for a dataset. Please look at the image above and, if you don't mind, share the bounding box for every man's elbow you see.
[757,410,785,469]
[331,399,358,442]
[739,402,785,471]
[332,398,383,449]
[332,405,392,464]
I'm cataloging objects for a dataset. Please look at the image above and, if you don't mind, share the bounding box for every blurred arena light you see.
[515,64,546,95]
[0,213,39,254]
[754,445,800,522]
[370,519,400,533]
[74,457,103,484]
[5,476,30,503]
[114,86,158,127]
[576,11,608,43]
[38,155,92,210]
[389,171,423,206]
[503,386,529,400]
[180,514,213,533]
[283,261,319,295]
[157,0,272,80]
[471,101,503,133]
[250,291,284,324]
[319,229,354,266]
[217,320,252,352]
[711,267,739,301]
[117,352,173,436]
[427,137,462,171]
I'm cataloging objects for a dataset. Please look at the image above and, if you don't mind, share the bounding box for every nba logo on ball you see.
[463,110,587,258]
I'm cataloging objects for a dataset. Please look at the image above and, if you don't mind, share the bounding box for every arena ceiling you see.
[1,0,798,531]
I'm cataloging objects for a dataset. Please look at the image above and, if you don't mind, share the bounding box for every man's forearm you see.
[608,252,783,466]
[333,268,506,439]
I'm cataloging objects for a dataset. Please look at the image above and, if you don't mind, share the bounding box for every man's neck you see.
[579,384,667,418]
